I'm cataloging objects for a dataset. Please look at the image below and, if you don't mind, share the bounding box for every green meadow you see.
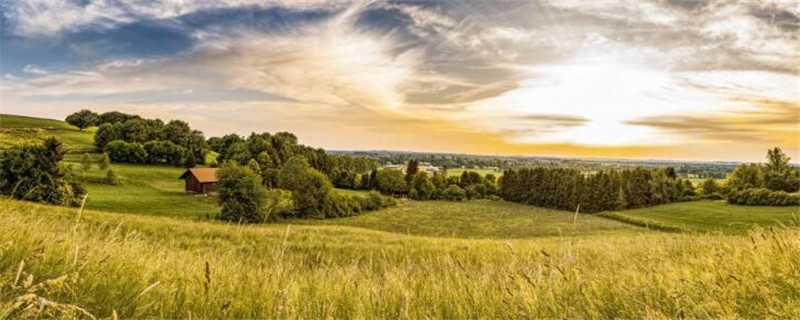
[1,114,799,318]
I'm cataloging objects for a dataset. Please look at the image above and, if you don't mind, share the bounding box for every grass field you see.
[298,200,642,239]
[0,114,96,153]
[1,197,799,318]
[608,200,800,234]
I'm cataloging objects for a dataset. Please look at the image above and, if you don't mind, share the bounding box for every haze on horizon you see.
[1,0,798,162]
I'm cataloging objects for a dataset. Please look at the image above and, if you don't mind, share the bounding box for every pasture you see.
[1,198,799,318]
[0,114,95,153]
[298,200,642,239]
[608,200,800,234]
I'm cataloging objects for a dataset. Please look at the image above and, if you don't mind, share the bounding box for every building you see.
[179,168,219,194]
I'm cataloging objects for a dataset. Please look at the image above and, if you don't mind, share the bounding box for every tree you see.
[105,169,119,185]
[65,109,99,130]
[278,156,334,218]
[411,172,435,200]
[217,162,270,223]
[405,159,419,183]
[80,153,92,171]
[376,169,406,195]
[700,179,720,197]
[727,164,764,191]
[0,138,85,206]
[442,184,466,201]
[764,147,798,192]
[98,153,110,170]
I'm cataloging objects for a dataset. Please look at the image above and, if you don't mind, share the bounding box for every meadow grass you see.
[1,197,799,318]
[71,162,219,219]
[611,200,800,234]
[0,114,96,153]
[296,200,643,239]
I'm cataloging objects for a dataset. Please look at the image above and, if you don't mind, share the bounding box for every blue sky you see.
[1,0,798,161]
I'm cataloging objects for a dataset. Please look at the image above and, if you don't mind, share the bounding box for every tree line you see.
[499,167,696,213]
[65,110,209,167]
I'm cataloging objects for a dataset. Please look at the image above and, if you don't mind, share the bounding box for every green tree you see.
[405,159,419,183]
[442,184,466,201]
[700,179,720,197]
[105,169,119,185]
[65,109,99,130]
[98,153,110,170]
[217,162,270,223]
[80,153,92,171]
[0,138,85,206]
[411,172,435,200]
[376,169,406,195]
[764,147,798,192]
[278,156,334,218]
[727,163,764,191]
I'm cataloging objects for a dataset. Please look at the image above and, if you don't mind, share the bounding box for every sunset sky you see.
[1,0,798,161]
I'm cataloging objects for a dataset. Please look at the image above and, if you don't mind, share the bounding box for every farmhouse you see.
[179,168,218,194]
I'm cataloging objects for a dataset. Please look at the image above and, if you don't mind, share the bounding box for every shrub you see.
[217,162,270,223]
[105,169,119,185]
[0,138,85,206]
[727,188,800,206]
[106,140,147,164]
[442,184,466,201]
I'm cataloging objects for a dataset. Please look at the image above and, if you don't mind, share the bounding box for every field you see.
[607,200,800,234]
[2,114,800,318]
[298,200,641,239]
[2,198,799,318]
[0,114,96,153]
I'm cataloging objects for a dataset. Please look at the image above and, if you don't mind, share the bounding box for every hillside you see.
[0,114,95,153]
[2,197,799,318]
[605,200,800,234]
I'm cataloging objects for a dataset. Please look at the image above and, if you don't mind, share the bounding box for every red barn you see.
[179,168,218,194]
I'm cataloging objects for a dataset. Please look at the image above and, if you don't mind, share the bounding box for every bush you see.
[106,140,147,164]
[727,188,800,206]
[0,138,85,206]
[442,184,466,201]
[105,169,120,185]
[217,162,270,223]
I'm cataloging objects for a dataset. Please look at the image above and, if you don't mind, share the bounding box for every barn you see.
[179,168,219,194]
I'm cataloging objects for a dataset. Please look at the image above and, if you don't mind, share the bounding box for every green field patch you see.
[297,200,643,239]
[0,114,95,153]
[610,200,800,234]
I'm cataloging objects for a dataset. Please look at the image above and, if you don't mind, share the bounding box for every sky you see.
[1,0,798,162]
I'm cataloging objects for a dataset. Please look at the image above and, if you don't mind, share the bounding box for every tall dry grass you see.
[0,198,798,318]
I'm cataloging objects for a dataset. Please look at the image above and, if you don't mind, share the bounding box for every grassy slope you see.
[298,200,642,239]
[0,114,95,153]
[610,200,800,234]
[78,162,220,219]
[1,198,798,318]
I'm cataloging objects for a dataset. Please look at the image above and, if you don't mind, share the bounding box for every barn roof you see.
[179,168,218,183]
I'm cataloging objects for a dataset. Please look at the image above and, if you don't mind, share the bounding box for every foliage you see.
[699,178,722,199]
[104,169,119,185]
[376,169,407,195]
[442,184,467,201]
[500,167,695,213]
[0,138,85,206]
[91,111,207,166]
[764,147,799,192]
[217,162,270,223]
[105,140,147,163]
[98,153,110,170]
[278,157,334,218]
[727,188,800,206]
[65,109,99,130]
[80,153,93,171]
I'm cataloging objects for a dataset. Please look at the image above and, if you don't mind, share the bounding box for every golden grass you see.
[0,197,798,318]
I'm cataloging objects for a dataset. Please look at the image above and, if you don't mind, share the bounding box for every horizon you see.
[2,1,798,162]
